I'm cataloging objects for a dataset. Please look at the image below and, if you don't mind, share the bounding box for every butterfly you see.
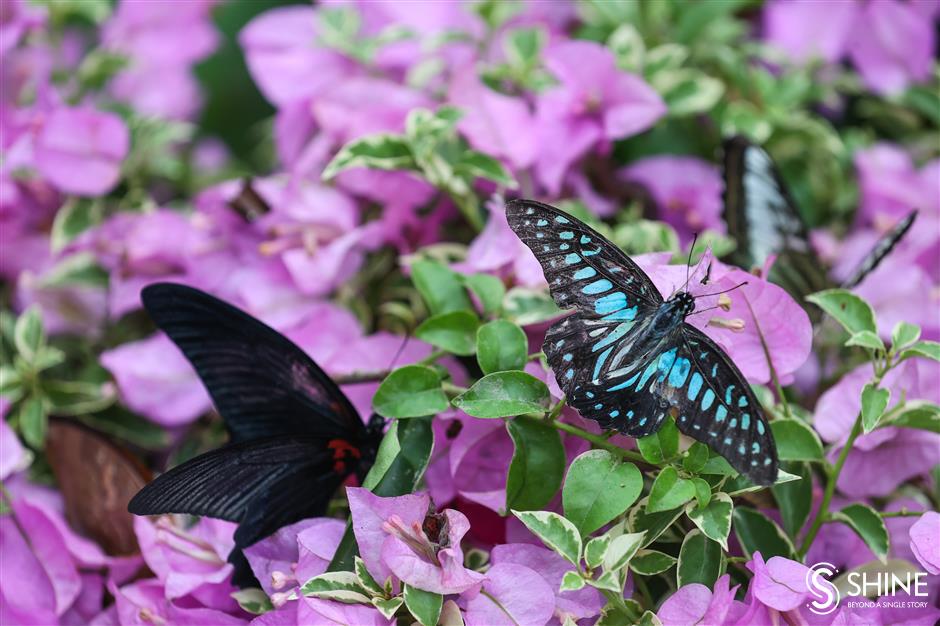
[128,283,385,587]
[506,199,778,486]
[46,420,151,555]
[722,136,916,297]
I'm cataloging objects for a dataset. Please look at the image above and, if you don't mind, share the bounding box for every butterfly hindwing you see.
[141,283,364,443]
[842,211,917,289]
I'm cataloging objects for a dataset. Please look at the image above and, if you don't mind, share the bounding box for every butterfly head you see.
[671,291,696,316]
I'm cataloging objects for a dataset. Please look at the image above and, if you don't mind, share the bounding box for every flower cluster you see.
[1,1,938,625]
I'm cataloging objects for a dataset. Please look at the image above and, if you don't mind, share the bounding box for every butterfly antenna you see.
[688,303,724,316]
[695,280,749,299]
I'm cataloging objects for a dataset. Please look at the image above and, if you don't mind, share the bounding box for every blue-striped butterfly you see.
[506,199,778,485]
[128,283,385,587]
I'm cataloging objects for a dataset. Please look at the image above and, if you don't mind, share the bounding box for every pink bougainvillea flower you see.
[619,155,725,244]
[748,552,811,612]
[239,6,355,107]
[449,70,537,170]
[312,77,430,145]
[102,0,217,68]
[910,512,940,575]
[815,358,940,497]
[346,487,484,594]
[459,562,555,626]
[847,0,935,96]
[456,200,546,287]
[657,574,740,626]
[762,0,858,64]
[535,40,666,194]
[299,597,393,626]
[0,405,28,480]
[108,578,248,626]
[853,144,939,227]
[100,334,211,427]
[490,544,603,622]
[34,106,130,196]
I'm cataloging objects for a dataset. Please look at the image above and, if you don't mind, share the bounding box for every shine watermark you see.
[806,561,931,616]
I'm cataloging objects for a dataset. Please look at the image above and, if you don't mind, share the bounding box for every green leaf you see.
[440,600,464,626]
[322,134,415,180]
[354,557,383,596]
[411,260,474,315]
[772,462,813,539]
[505,418,565,512]
[644,43,688,77]
[602,531,646,573]
[629,550,677,576]
[884,401,940,433]
[770,418,824,461]
[301,572,371,604]
[503,287,562,325]
[607,23,645,72]
[14,307,44,363]
[560,571,586,592]
[563,450,643,536]
[637,611,664,626]
[455,151,517,188]
[0,366,22,401]
[404,584,443,626]
[806,289,877,335]
[373,366,448,419]
[452,371,550,418]
[660,69,725,117]
[677,530,723,588]
[18,395,47,449]
[44,380,115,416]
[35,253,108,289]
[647,466,696,513]
[691,478,712,509]
[584,535,611,570]
[891,322,921,350]
[899,340,940,363]
[861,384,891,433]
[51,199,102,252]
[726,468,802,496]
[477,320,528,374]
[628,498,685,547]
[682,442,709,473]
[846,330,885,352]
[685,493,733,550]
[636,417,679,464]
[329,418,433,572]
[512,510,582,565]
[833,504,889,563]
[415,311,479,356]
[372,597,404,620]
[503,26,545,68]
[732,508,796,560]
[461,273,505,316]
[231,589,273,615]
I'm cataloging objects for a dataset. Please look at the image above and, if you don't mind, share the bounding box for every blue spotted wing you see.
[506,199,777,485]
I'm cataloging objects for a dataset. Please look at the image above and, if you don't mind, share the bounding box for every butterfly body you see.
[507,199,777,485]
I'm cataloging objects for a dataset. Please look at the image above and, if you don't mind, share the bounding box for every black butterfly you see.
[128,283,384,587]
[506,199,778,486]
[722,136,916,296]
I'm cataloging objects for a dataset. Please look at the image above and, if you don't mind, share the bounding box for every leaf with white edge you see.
[685,493,733,550]
[647,466,696,513]
[677,530,723,588]
[560,571,586,592]
[477,320,528,374]
[18,395,47,449]
[300,572,371,604]
[586,571,622,593]
[51,199,102,252]
[453,371,550,418]
[891,322,921,351]
[37,252,108,288]
[322,134,415,180]
[14,306,44,363]
[415,311,479,356]
[691,478,711,509]
[231,589,273,615]
[770,419,824,461]
[899,340,940,363]
[732,508,796,560]
[884,402,940,433]
[602,531,646,573]
[440,600,465,626]
[404,584,443,626]
[833,504,889,563]
[637,611,664,626]
[726,469,801,496]
[372,597,404,620]
[807,289,877,335]
[373,366,448,419]
[563,450,643,536]
[660,69,725,116]
[861,384,891,433]
[629,550,677,576]
[846,330,885,352]
[629,497,685,547]
[773,462,813,539]
[584,535,611,570]
[355,557,383,596]
[607,23,645,72]
[512,510,582,565]
[455,151,517,188]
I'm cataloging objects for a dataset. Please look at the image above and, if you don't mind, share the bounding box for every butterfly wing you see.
[141,283,364,443]
[841,211,917,289]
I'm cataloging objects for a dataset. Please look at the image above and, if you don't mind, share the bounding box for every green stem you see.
[634,575,654,610]
[441,381,468,398]
[332,350,446,385]
[879,509,923,519]
[798,412,863,557]
[538,416,647,464]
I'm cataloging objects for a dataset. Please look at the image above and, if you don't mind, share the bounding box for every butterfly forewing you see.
[842,211,917,289]
[141,283,365,443]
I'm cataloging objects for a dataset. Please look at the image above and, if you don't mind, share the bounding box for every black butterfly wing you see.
[722,137,829,300]
[841,211,917,289]
[141,283,364,443]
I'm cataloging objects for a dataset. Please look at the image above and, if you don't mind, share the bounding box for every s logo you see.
[806,562,840,616]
